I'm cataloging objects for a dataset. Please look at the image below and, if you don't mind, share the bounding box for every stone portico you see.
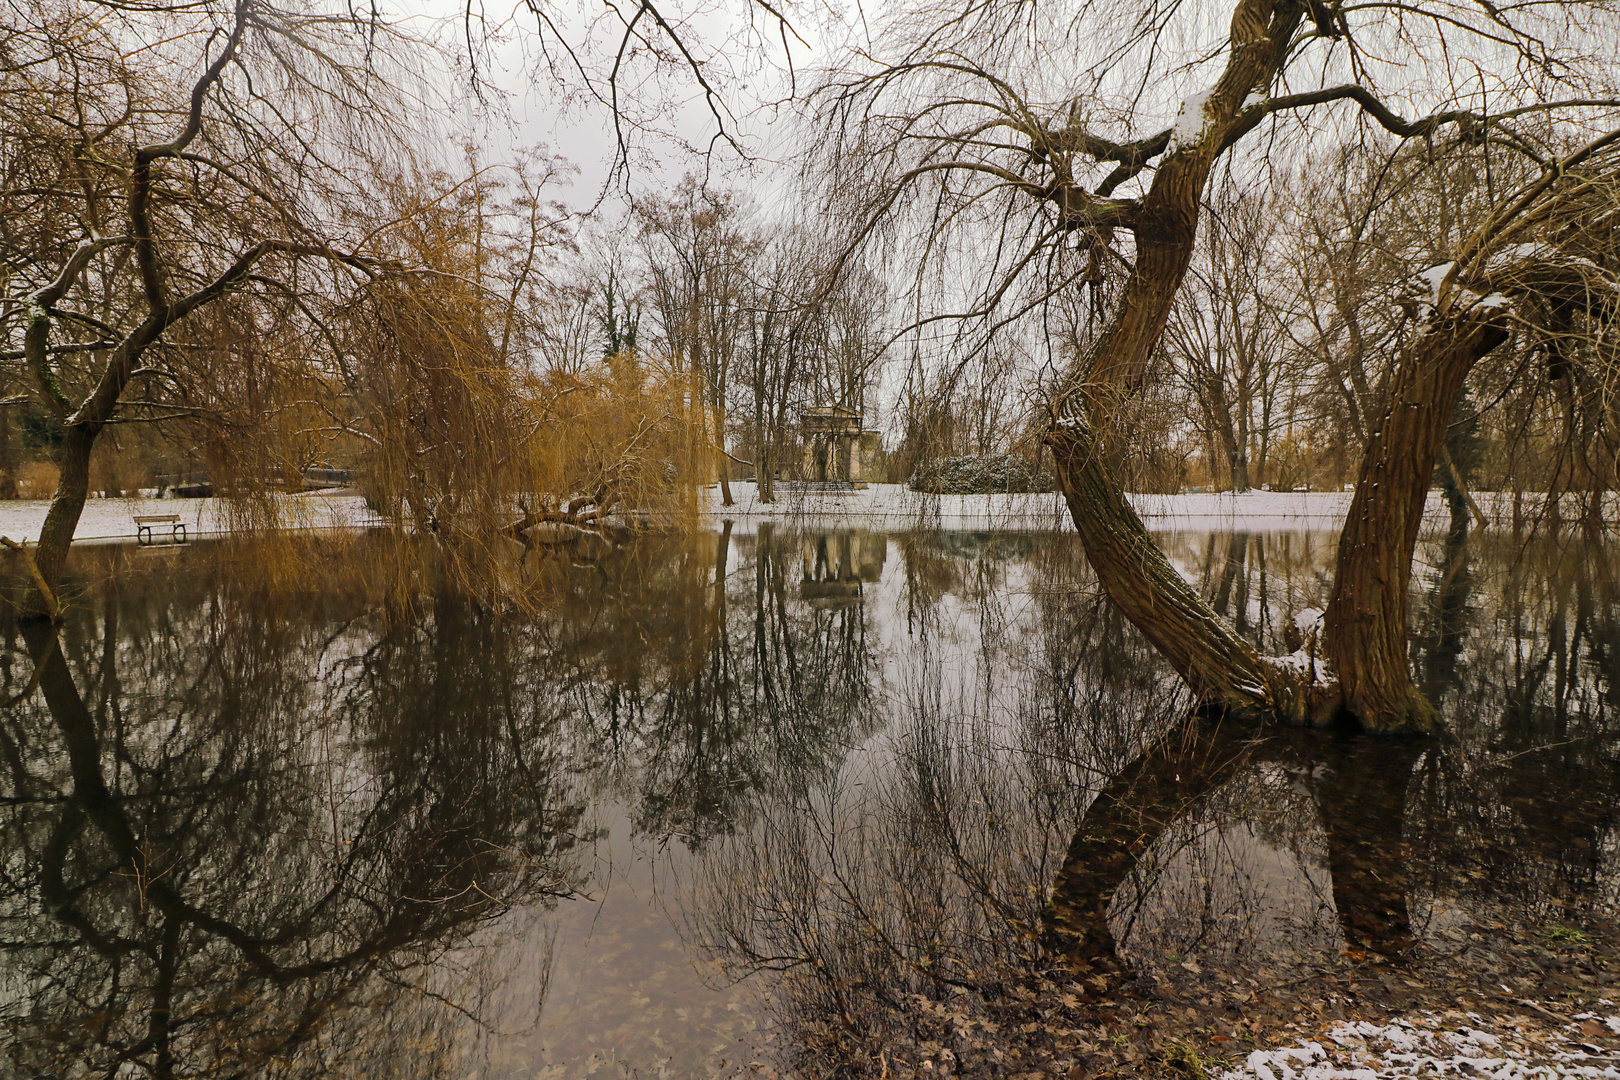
[799,407,883,487]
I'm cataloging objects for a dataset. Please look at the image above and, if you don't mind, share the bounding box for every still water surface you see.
[1,524,1616,1076]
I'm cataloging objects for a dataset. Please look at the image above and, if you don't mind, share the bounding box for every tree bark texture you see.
[32,425,98,597]
[1043,0,1521,736]
[1044,0,1312,719]
[1323,317,1507,732]
[1046,424,1307,720]
[1075,0,1304,411]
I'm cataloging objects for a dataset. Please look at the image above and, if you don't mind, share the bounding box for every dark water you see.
[0,524,1615,1077]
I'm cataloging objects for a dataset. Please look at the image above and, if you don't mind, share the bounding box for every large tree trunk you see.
[29,425,99,613]
[1046,424,1308,720]
[1043,0,1308,719]
[1323,317,1507,733]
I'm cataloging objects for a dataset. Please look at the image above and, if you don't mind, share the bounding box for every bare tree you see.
[811,0,1620,732]
[1164,178,1292,492]
[637,177,761,505]
[0,0,451,612]
[732,229,886,499]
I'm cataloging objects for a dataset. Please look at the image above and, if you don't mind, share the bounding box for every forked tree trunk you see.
[1323,317,1507,733]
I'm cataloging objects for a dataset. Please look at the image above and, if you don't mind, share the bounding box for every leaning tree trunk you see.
[1047,424,1305,720]
[1323,316,1508,733]
[30,425,99,604]
[1042,0,1309,717]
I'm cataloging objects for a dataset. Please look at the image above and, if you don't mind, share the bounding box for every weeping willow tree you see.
[328,164,709,584]
[0,0,713,618]
[813,0,1620,732]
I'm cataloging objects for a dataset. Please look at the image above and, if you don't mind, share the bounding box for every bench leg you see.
[138,526,152,547]
[174,524,187,545]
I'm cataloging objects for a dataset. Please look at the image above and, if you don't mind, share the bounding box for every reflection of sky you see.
[506,803,766,1077]
[9,526,1616,1076]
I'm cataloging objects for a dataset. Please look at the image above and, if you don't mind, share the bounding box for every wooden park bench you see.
[133,513,187,547]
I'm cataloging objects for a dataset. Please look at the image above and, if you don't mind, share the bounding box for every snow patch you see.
[1264,650,1315,679]
[1221,1015,1620,1080]
[1417,262,1455,304]
[1172,88,1215,148]
[1490,241,1554,269]
[1409,263,1519,319]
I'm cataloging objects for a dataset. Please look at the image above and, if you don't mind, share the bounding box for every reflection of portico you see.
[799,531,887,606]
[799,407,883,488]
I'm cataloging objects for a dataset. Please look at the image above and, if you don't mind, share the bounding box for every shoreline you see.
[0,484,1615,545]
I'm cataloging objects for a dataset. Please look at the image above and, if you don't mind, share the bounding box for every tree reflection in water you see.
[0,563,587,1077]
[0,526,886,1075]
[690,527,1620,1076]
[0,526,1615,1077]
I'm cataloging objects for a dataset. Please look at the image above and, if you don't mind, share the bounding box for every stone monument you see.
[799,407,883,488]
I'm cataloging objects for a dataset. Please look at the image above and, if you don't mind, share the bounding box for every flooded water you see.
[1,523,1616,1077]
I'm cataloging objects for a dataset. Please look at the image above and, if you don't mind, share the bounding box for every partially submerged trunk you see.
[1046,423,1308,721]
[1438,446,1488,534]
[1042,0,1320,721]
[1035,0,1521,735]
[1323,317,1508,733]
[1051,315,1506,734]
[29,426,98,610]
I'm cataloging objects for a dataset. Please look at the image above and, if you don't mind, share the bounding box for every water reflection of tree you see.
[690,529,1620,1076]
[0,526,890,1073]
[0,559,585,1078]
[533,525,883,844]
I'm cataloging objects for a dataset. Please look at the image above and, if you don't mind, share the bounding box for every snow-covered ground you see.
[0,484,1611,545]
[702,482,1492,533]
[1223,1011,1620,1080]
[0,492,377,545]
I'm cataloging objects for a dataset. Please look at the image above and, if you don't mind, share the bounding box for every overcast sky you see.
[403,0,852,212]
